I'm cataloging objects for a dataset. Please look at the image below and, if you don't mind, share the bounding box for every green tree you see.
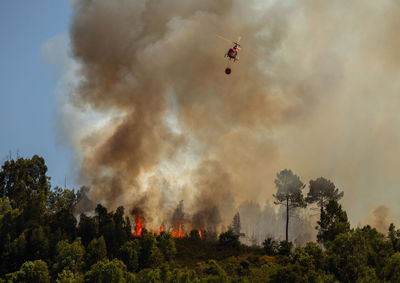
[7,232,28,272]
[197,260,228,282]
[287,243,330,280]
[157,232,176,261]
[273,169,307,241]
[6,260,50,283]
[237,259,250,277]
[84,258,128,283]
[49,208,77,242]
[303,242,325,271]
[54,237,85,274]
[277,240,293,256]
[198,259,227,277]
[95,204,112,242]
[111,206,131,256]
[136,268,162,282]
[327,233,365,282]
[325,227,391,282]
[262,237,278,256]
[118,240,139,272]
[56,269,83,283]
[139,233,164,269]
[47,186,81,214]
[388,223,400,252]
[169,267,199,283]
[354,226,393,279]
[86,236,107,268]
[0,199,22,273]
[28,225,50,260]
[306,177,343,214]
[218,230,240,249]
[0,155,50,210]
[317,200,350,246]
[77,213,97,247]
[383,252,400,282]
[95,204,131,258]
[0,197,18,220]
[269,263,309,283]
[0,156,52,233]
[270,261,335,283]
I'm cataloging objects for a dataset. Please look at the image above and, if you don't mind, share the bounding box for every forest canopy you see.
[0,155,399,282]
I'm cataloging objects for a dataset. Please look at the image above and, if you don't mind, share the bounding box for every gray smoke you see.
[60,0,400,232]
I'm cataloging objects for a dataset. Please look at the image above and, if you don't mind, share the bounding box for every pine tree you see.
[231,213,241,235]
[273,169,307,242]
[317,200,350,246]
[306,177,343,214]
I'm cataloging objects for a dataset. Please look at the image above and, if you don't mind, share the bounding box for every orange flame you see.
[172,224,185,238]
[134,214,144,237]
[198,229,203,239]
[158,224,163,235]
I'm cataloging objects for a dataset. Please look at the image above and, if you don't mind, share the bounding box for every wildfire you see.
[131,202,205,239]
[172,223,185,238]
[132,219,204,240]
[133,214,144,237]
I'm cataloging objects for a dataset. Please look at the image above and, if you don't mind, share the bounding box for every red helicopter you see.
[217,35,242,75]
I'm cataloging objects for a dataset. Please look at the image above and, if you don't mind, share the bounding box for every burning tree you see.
[273,169,307,242]
[131,208,144,237]
[129,201,207,240]
[189,230,204,240]
[171,200,185,238]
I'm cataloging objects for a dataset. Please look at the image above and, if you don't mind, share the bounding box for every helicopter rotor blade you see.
[216,34,233,44]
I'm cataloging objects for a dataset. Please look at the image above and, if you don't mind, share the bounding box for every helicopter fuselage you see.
[225,46,239,61]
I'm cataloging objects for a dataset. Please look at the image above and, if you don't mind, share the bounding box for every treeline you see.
[0,155,178,282]
[0,155,400,282]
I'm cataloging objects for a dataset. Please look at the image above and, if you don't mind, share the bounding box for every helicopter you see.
[216,35,242,75]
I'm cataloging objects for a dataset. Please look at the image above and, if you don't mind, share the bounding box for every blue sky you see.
[0,1,73,188]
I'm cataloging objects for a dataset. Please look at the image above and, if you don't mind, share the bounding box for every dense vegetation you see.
[1,155,400,282]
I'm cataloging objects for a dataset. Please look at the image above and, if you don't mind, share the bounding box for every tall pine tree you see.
[273,169,306,241]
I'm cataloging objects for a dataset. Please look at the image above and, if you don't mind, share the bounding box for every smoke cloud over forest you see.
[56,0,400,238]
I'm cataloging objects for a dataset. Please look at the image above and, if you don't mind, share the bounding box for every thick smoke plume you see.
[62,0,400,235]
